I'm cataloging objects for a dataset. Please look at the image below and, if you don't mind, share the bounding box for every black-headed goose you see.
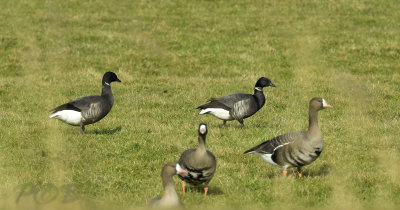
[197,77,275,127]
[178,123,216,195]
[49,72,121,133]
[149,162,188,208]
[244,97,333,177]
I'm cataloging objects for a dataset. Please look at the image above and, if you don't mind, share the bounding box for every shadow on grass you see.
[89,126,122,135]
[184,185,224,195]
[263,163,330,179]
[303,163,330,177]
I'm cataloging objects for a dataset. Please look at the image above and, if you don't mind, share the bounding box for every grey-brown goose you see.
[149,162,188,208]
[49,72,121,133]
[178,123,216,195]
[244,97,333,177]
[197,77,275,127]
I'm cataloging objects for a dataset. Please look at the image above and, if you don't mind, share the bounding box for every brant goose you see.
[149,162,187,208]
[244,97,333,177]
[49,72,121,133]
[197,77,275,127]
[178,123,216,195]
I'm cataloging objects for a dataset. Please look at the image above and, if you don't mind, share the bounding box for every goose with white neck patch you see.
[49,72,121,133]
[197,77,275,127]
[244,97,333,177]
[149,162,187,208]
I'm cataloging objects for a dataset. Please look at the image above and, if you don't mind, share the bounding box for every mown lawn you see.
[0,0,399,209]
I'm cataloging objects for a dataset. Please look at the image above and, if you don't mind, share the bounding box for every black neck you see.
[101,83,114,106]
[253,88,266,109]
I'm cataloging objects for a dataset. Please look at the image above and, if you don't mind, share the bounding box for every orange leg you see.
[297,168,303,178]
[283,170,288,176]
[204,186,208,196]
[182,182,186,194]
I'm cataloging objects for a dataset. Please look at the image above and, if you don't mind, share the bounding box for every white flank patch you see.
[199,108,233,120]
[49,110,83,126]
[257,153,278,166]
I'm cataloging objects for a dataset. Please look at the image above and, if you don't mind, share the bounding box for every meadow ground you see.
[0,0,399,209]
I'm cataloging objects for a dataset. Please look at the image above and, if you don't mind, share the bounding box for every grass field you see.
[1,0,400,209]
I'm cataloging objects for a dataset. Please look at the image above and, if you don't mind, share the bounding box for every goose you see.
[178,123,216,195]
[49,72,121,133]
[149,162,188,208]
[244,97,333,177]
[197,77,275,127]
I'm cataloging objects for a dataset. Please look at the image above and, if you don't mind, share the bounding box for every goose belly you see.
[178,168,214,185]
[49,110,83,126]
[274,149,322,168]
[199,108,234,120]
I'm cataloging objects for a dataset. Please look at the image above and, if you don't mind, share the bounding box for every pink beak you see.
[324,104,333,109]
[178,169,188,175]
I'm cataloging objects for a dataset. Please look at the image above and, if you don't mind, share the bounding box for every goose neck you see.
[308,108,320,134]
[197,135,206,153]
[162,179,179,201]
[102,85,114,104]
[253,89,266,109]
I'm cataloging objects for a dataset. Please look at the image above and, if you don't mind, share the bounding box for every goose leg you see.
[283,170,288,176]
[238,119,245,128]
[80,122,85,134]
[297,167,303,178]
[222,120,226,126]
[204,186,208,196]
[181,181,186,194]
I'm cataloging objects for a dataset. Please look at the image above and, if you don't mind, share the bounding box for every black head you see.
[198,123,208,135]
[102,72,121,85]
[255,77,275,88]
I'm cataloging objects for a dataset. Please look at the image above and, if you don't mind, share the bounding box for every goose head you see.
[198,123,208,136]
[102,72,121,86]
[255,77,276,90]
[310,97,333,111]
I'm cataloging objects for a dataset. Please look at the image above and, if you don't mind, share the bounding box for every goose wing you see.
[197,93,252,110]
[51,95,102,113]
[244,132,302,155]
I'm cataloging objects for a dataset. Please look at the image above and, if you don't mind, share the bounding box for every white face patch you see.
[176,163,184,175]
[199,124,207,134]
[322,98,328,107]
[254,87,262,91]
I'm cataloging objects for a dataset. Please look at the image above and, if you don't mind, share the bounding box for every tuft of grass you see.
[1,0,399,209]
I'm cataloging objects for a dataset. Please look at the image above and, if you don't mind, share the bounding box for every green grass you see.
[1,0,400,209]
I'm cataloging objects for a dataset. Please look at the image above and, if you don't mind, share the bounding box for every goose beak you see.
[116,78,121,82]
[178,169,188,175]
[270,83,276,87]
[176,164,188,175]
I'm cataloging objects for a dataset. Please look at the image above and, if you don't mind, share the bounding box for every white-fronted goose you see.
[178,123,216,195]
[49,72,121,133]
[197,77,275,127]
[149,162,188,208]
[244,97,333,177]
